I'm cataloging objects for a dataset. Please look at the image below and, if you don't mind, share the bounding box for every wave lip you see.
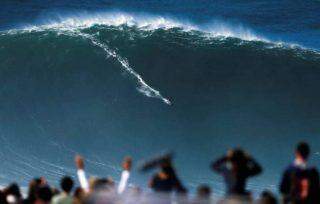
[22,11,266,42]
[31,12,197,31]
[3,11,319,105]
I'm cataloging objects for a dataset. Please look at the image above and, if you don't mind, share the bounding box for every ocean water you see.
[0,0,320,195]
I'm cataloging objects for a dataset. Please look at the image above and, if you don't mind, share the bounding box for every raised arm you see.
[211,156,228,173]
[246,157,262,176]
[117,157,132,194]
[75,155,89,193]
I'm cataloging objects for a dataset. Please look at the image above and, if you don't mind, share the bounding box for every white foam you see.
[21,11,264,42]
[6,11,319,104]
[26,12,196,32]
[203,21,266,42]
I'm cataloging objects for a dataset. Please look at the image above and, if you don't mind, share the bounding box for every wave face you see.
[1,14,320,194]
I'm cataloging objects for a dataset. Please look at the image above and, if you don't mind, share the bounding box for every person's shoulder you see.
[54,194,73,204]
[281,164,301,178]
[51,194,60,204]
[307,166,320,174]
[283,164,296,172]
[308,166,319,171]
[51,193,67,203]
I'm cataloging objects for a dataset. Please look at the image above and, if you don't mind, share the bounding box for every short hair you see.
[4,183,22,199]
[197,185,211,198]
[296,142,310,160]
[60,176,74,193]
[36,186,52,202]
[230,148,245,162]
[91,177,114,191]
[260,190,277,204]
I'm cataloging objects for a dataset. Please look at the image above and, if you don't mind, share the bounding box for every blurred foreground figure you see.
[75,155,89,193]
[117,156,132,194]
[23,177,47,204]
[211,148,262,199]
[142,153,187,193]
[73,187,85,204]
[3,183,23,204]
[256,191,277,204]
[192,185,212,204]
[279,142,320,204]
[51,176,74,204]
[34,185,52,204]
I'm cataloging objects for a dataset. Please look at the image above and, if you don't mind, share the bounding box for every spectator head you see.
[227,148,249,171]
[122,156,132,171]
[60,176,74,194]
[27,178,44,203]
[196,185,211,199]
[90,177,114,192]
[4,183,22,200]
[160,158,174,176]
[296,142,310,161]
[259,191,277,204]
[229,148,246,162]
[35,186,52,204]
[73,187,85,201]
[3,183,22,204]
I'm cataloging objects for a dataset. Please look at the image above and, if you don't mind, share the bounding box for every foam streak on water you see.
[74,31,172,105]
[14,13,174,105]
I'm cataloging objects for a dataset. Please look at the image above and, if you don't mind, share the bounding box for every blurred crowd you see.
[0,141,318,204]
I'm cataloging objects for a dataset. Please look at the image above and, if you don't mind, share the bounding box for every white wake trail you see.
[74,31,172,105]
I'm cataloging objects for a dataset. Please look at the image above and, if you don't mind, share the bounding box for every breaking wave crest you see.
[1,11,319,106]
[23,11,264,41]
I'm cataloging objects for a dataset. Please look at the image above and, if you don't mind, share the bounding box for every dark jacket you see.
[280,164,320,204]
[211,156,262,195]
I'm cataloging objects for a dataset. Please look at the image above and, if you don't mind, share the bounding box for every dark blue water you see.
[0,0,320,196]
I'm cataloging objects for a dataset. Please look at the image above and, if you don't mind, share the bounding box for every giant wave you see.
[2,12,319,105]
[1,11,320,192]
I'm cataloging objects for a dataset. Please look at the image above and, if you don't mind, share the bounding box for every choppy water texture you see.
[0,0,320,195]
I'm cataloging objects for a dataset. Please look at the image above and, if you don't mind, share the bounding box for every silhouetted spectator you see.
[75,155,89,193]
[117,156,132,194]
[52,176,74,204]
[0,190,8,204]
[148,156,187,193]
[3,183,22,204]
[211,148,262,197]
[34,185,52,204]
[257,191,277,204]
[279,142,320,204]
[193,185,212,204]
[90,177,114,192]
[0,190,7,204]
[73,187,85,204]
[23,177,46,204]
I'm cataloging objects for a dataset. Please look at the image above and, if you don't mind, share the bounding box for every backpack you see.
[289,167,320,204]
